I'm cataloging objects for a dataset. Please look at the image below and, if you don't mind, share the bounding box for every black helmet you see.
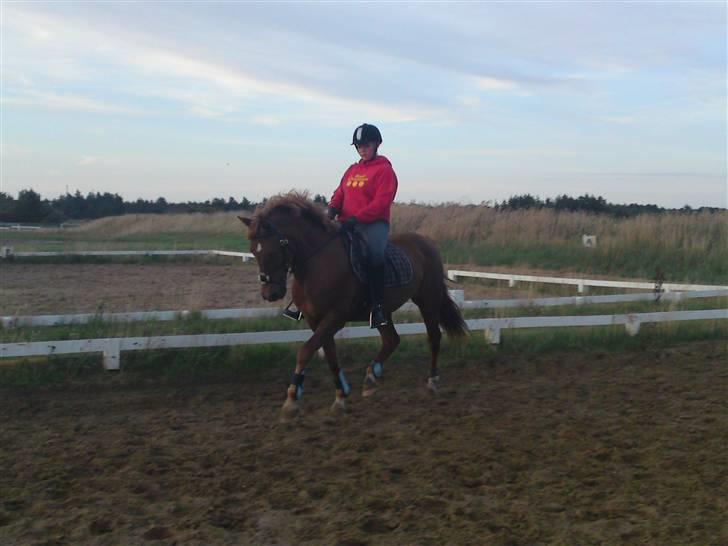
[351,123,382,146]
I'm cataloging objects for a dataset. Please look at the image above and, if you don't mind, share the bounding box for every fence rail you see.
[1,309,725,370]
[447,269,728,293]
[1,248,254,261]
[3,289,726,330]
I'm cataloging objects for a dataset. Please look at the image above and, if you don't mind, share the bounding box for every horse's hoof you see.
[330,398,348,413]
[280,399,300,423]
[362,377,378,397]
[427,376,440,394]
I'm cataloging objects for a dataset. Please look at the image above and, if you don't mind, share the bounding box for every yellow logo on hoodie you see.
[346,174,367,188]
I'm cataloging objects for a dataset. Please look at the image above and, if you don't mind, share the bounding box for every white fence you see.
[1,308,725,370]
[3,289,726,330]
[1,263,725,370]
[0,224,42,231]
[0,248,254,261]
[447,269,728,293]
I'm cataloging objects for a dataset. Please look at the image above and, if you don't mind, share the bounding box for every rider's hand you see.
[326,207,339,220]
[342,216,357,229]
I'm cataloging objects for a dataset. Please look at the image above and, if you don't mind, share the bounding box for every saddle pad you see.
[344,229,413,288]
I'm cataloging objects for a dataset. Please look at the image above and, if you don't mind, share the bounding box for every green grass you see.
[2,296,725,344]
[0,231,245,252]
[0,318,724,389]
[5,227,727,284]
[439,240,728,284]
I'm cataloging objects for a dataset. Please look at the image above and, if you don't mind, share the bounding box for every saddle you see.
[341,227,413,288]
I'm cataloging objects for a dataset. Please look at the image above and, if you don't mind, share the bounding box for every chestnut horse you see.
[240,193,467,420]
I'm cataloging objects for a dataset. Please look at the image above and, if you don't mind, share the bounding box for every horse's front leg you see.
[280,314,343,422]
[322,336,351,414]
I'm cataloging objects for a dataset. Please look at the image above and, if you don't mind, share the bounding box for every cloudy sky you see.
[2,1,726,208]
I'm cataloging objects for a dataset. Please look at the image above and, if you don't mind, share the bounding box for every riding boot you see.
[368,263,388,328]
[282,300,303,321]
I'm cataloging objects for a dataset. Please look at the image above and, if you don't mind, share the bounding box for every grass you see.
[1,296,725,344]
[1,203,724,387]
[438,240,727,284]
[0,318,724,389]
[2,205,726,282]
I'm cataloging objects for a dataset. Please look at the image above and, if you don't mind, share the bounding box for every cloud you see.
[600,116,636,125]
[3,5,441,124]
[77,156,97,166]
[437,147,577,159]
[2,90,140,115]
[474,76,520,92]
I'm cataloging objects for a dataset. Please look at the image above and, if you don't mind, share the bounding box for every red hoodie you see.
[329,155,398,224]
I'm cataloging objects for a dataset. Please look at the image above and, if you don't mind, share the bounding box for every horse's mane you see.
[250,191,338,235]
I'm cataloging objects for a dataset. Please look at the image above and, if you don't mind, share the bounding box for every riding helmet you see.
[351,123,382,146]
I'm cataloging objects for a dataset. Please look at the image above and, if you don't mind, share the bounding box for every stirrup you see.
[282,301,303,321]
[369,305,388,328]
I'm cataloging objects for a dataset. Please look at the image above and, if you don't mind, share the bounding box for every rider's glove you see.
[326,207,339,220]
[342,216,358,230]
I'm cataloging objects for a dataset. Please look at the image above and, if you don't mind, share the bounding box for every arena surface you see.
[1,259,725,544]
[0,261,546,316]
[1,340,726,545]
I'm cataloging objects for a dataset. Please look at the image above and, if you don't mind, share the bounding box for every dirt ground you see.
[0,261,546,316]
[1,340,726,545]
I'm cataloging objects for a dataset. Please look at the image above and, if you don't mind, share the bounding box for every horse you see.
[239,192,468,420]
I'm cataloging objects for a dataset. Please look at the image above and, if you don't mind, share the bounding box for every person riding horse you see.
[329,123,397,328]
[284,123,397,328]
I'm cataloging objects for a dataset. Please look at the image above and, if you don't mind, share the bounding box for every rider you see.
[328,123,398,328]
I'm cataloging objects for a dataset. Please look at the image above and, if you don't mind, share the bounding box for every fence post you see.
[578,281,589,294]
[448,289,464,304]
[447,271,459,282]
[102,339,121,370]
[508,277,516,288]
[1,316,16,329]
[484,325,501,345]
[625,315,641,336]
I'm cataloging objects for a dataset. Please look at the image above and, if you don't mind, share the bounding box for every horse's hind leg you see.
[414,299,442,393]
[362,321,400,397]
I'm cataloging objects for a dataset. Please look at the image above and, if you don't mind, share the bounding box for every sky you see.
[1,1,726,208]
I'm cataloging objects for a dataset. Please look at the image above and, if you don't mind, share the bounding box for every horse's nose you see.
[262,286,285,302]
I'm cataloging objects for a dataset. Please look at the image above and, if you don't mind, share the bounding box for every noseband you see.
[254,220,292,288]
[253,217,341,287]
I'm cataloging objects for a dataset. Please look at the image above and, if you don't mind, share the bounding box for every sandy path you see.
[1,341,726,545]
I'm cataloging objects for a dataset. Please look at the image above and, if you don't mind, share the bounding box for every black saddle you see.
[341,227,413,288]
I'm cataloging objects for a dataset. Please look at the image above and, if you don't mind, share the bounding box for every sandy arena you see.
[0,260,725,544]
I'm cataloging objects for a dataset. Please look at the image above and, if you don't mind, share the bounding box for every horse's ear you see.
[238,216,251,227]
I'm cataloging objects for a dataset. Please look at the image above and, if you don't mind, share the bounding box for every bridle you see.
[253,218,341,287]
[253,220,292,288]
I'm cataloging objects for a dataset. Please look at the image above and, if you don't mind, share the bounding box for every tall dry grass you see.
[74,212,244,237]
[390,204,726,257]
[390,204,727,282]
[69,204,727,282]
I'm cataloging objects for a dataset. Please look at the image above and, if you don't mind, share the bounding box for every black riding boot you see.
[368,263,388,328]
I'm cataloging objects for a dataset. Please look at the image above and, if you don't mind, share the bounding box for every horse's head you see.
[240,192,337,302]
[239,214,293,302]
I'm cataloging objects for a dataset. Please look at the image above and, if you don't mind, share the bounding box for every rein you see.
[255,219,341,286]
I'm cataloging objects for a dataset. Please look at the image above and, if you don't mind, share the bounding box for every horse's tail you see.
[439,279,469,340]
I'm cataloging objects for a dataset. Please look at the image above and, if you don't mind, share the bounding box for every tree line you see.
[0,189,329,224]
[0,188,722,224]
[495,193,721,217]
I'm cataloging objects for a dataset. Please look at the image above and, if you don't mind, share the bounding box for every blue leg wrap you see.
[371,362,383,379]
[292,371,305,400]
[335,370,351,397]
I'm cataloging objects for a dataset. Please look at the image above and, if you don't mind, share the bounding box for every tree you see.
[15,189,47,223]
